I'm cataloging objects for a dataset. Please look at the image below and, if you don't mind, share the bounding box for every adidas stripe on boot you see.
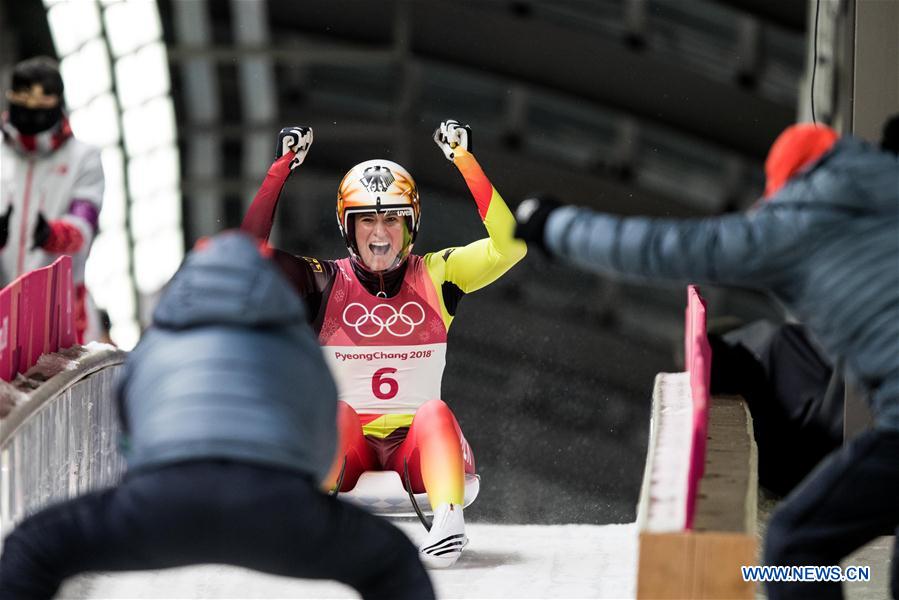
[418,503,467,568]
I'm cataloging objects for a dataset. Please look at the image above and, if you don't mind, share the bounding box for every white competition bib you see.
[322,343,446,415]
[324,343,447,414]
[318,257,450,413]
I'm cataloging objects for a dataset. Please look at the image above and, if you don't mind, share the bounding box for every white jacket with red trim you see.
[0,130,104,287]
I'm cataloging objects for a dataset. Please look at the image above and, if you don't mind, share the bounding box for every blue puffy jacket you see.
[118,232,338,481]
[545,138,899,431]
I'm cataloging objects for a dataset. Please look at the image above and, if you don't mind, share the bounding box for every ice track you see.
[60,522,638,599]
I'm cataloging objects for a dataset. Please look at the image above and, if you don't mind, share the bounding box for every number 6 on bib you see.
[372,367,399,399]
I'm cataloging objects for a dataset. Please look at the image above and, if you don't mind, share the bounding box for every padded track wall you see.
[1,363,125,544]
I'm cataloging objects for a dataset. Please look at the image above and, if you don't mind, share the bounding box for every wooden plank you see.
[693,396,757,534]
[637,532,694,599]
[693,532,757,599]
[638,531,757,599]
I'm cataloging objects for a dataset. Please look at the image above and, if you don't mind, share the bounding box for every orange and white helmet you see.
[336,159,421,270]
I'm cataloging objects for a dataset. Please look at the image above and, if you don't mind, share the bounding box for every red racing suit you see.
[242,148,526,505]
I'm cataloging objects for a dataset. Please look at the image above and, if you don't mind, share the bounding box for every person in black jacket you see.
[709,320,843,496]
[0,231,434,600]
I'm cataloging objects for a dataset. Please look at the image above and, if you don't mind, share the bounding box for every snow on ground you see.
[60,522,638,599]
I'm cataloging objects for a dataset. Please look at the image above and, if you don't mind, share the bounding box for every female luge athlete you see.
[241,120,526,568]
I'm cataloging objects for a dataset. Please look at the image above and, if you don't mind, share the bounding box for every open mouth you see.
[369,242,392,256]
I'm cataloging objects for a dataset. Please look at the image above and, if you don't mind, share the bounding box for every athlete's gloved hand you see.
[514,195,563,255]
[0,206,13,249]
[433,119,473,161]
[275,126,313,171]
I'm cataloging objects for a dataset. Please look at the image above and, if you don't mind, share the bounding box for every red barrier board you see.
[685,285,711,530]
[0,280,20,382]
[47,261,61,355]
[18,264,51,374]
[684,303,693,375]
[0,256,73,382]
[57,258,75,349]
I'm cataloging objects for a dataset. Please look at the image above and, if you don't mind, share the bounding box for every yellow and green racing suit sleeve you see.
[424,147,527,329]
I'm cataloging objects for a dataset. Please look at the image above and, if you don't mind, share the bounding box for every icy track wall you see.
[635,285,758,599]
[636,285,711,533]
[0,257,127,546]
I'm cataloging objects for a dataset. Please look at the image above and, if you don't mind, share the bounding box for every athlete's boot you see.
[418,503,467,568]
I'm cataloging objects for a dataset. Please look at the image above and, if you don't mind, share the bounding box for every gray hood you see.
[773,137,899,216]
[121,230,337,478]
[153,231,305,329]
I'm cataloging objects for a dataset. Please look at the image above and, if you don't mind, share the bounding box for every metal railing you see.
[0,346,127,544]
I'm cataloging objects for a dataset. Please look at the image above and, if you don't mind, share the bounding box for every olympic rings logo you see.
[342,301,426,338]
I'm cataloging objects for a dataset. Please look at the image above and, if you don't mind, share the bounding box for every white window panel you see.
[121,97,176,157]
[126,152,155,200]
[86,231,131,288]
[104,0,163,58]
[78,38,113,103]
[134,230,184,294]
[98,184,126,230]
[94,274,136,324]
[88,231,130,280]
[47,1,101,57]
[115,42,171,109]
[45,0,181,343]
[127,147,180,201]
[129,187,181,241]
[99,146,126,228]
[69,92,120,148]
[59,39,112,110]
[110,321,140,350]
[98,274,136,322]
[88,93,120,147]
[154,146,181,191]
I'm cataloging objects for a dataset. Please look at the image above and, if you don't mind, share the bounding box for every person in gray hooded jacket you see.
[0,231,434,600]
[514,123,898,600]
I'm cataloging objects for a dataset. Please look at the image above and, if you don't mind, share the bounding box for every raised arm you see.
[241,126,313,243]
[240,126,330,311]
[428,120,527,293]
[516,196,805,291]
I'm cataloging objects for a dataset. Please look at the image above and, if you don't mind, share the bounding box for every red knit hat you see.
[764,123,839,199]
